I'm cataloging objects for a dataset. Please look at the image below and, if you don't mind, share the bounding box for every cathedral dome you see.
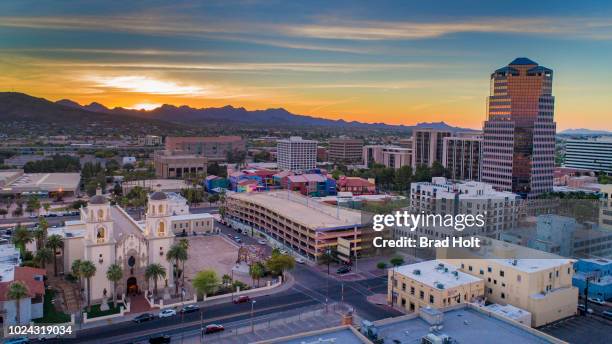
[150,191,167,200]
[89,194,107,205]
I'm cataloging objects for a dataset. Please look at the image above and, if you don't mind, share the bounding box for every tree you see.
[249,262,265,287]
[79,260,96,311]
[46,234,64,277]
[377,262,387,270]
[178,239,190,286]
[43,202,51,214]
[145,263,167,298]
[192,270,220,298]
[431,161,449,178]
[34,217,49,250]
[166,244,188,296]
[414,164,432,182]
[266,254,295,279]
[12,225,32,255]
[72,259,83,286]
[222,274,232,286]
[26,196,41,216]
[390,256,405,267]
[8,281,29,324]
[34,247,52,269]
[394,165,413,193]
[106,264,123,306]
[12,204,23,217]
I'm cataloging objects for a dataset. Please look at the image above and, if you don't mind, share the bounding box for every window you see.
[461,263,465,269]
[410,287,415,295]
[488,278,491,282]
[493,279,497,285]
[479,269,484,275]
[517,274,522,282]
[556,270,559,277]
[419,290,424,300]
[468,266,473,271]
[487,267,492,273]
[500,270,505,277]
[429,295,435,304]
[501,292,505,299]
[402,283,406,291]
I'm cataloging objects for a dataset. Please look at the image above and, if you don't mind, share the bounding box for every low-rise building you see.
[483,303,532,326]
[153,150,207,178]
[0,169,80,198]
[572,258,612,300]
[388,260,485,314]
[165,136,245,162]
[0,266,46,325]
[138,135,162,146]
[337,176,376,195]
[363,145,411,169]
[169,213,215,236]
[121,179,191,194]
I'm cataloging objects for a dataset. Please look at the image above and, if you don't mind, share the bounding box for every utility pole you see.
[250,300,257,333]
[200,308,204,343]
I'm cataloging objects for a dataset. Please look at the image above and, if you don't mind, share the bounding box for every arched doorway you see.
[127,277,139,296]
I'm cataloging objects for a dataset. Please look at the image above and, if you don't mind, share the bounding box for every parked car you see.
[3,337,29,344]
[577,304,593,314]
[257,239,267,245]
[233,295,251,304]
[204,324,224,334]
[148,335,171,344]
[133,313,155,323]
[279,249,288,255]
[602,310,612,320]
[295,257,305,264]
[588,297,605,305]
[337,266,351,274]
[180,304,200,313]
[158,309,177,318]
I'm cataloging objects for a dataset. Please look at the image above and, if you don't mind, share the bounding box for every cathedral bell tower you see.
[85,188,114,244]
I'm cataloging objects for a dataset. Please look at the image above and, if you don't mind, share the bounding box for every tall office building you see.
[328,138,364,164]
[482,58,556,198]
[277,136,317,171]
[442,133,482,181]
[411,129,451,168]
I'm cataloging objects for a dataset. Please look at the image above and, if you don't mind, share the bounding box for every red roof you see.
[339,176,374,187]
[0,266,46,301]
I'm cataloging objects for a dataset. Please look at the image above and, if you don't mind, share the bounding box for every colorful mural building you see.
[204,175,229,192]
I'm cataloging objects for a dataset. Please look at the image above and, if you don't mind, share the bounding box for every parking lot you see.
[182,235,247,285]
[540,315,612,344]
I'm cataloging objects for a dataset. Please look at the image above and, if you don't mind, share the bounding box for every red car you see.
[204,324,224,334]
[233,295,251,304]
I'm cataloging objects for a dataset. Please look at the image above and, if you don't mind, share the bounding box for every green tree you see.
[377,261,387,270]
[394,165,413,193]
[12,225,32,255]
[34,217,49,250]
[222,274,232,286]
[249,262,265,287]
[414,164,432,182]
[79,260,96,311]
[266,254,295,279]
[34,247,53,269]
[431,161,449,178]
[8,281,29,324]
[106,264,123,305]
[166,244,188,296]
[45,234,64,277]
[72,259,83,286]
[192,269,220,298]
[26,196,41,216]
[145,263,167,298]
[42,202,51,214]
[390,256,405,267]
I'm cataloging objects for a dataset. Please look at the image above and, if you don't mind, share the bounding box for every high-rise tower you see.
[482,58,556,198]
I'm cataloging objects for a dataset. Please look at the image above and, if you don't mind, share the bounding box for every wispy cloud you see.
[86,75,205,95]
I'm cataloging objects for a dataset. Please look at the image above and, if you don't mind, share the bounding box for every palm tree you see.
[222,274,232,286]
[45,234,64,277]
[12,225,32,255]
[145,263,166,299]
[35,217,49,249]
[106,264,123,306]
[166,244,188,296]
[34,247,52,269]
[72,259,83,285]
[8,281,29,325]
[79,260,96,311]
[249,263,265,287]
[43,202,51,214]
[178,239,190,286]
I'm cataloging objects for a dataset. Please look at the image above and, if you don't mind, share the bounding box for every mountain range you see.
[558,128,611,135]
[1,91,473,133]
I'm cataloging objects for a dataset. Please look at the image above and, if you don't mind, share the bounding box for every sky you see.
[1,0,611,130]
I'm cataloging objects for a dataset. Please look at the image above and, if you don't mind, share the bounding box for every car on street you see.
[204,324,224,334]
[3,337,29,344]
[295,257,305,264]
[577,304,593,314]
[279,249,288,255]
[588,297,605,305]
[257,239,267,245]
[158,309,177,318]
[337,266,351,274]
[603,310,612,320]
[133,313,155,323]
[148,335,171,344]
[180,304,200,313]
[233,295,251,304]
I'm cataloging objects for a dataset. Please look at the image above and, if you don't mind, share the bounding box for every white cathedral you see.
[56,190,198,304]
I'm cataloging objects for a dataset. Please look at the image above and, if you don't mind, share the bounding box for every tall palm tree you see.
[79,260,96,311]
[144,263,166,299]
[8,281,29,325]
[72,259,83,286]
[34,217,49,250]
[45,234,64,277]
[106,264,123,306]
[12,225,32,255]
[178,239,190,286]
[166,244,188,296]
[34,247,52,269]
[249,263,265,287]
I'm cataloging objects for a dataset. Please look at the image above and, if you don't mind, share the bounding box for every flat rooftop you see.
[1,172,80,193]
[230,191,363,231]
[394,260,482,289]
[267,327,368,344]
[376,307,553,344]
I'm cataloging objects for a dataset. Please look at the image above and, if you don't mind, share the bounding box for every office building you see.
[153,150,207,178]
[439,238,578,327]
[138,135,162,146]
[362,145,411,169]
[411,129,451,168]
[388,260,484,314]
[328,138,363,164]
[442,135,482,181]
[277,137,317,172]
[225,191,366,262]
[572,258,612,300]
[564,138,612,175]
[165,136,245,162]
[482,58,556,198]
[409,177,520,238]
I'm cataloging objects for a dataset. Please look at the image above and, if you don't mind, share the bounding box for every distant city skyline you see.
[1,0,611,130]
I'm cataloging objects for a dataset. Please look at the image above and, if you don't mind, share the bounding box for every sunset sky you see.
[1,0,611,130]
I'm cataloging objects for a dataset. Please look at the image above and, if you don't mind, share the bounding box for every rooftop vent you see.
[413,269,421,275]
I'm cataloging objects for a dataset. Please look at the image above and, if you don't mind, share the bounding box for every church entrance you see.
[127,277,139,296]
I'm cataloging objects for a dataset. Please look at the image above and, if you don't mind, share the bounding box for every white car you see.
[295,257,305,264]
[158,309,177,318]
[588,297,606,305]
[279,249,288,255]
[257,239,267,245]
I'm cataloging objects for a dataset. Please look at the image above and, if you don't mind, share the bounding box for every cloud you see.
[85,75,205,95]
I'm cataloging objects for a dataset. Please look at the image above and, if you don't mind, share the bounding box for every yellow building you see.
[388,260,485,314]
[438,237,578,327]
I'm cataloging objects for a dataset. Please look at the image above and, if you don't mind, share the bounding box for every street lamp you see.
[250,300,256,333]
[325,248,331,311]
